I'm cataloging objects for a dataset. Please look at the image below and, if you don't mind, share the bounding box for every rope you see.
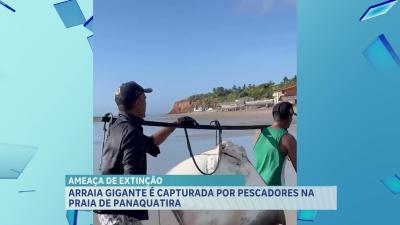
[100,113,270,175]
[99,113,113,171]
[158,210,161,225]
[183,120,223,175]
[102,116,270,130]
[99,113,268,222]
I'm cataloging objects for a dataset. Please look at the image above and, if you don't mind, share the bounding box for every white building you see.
[193,106,204,112]
[273,85,297,105]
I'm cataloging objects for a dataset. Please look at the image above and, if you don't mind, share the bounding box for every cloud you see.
[237,0,296,15]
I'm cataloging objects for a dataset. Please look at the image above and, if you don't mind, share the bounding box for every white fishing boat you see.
[159,141,295,225]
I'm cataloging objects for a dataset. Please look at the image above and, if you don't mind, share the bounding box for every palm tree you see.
[283,76,289,83]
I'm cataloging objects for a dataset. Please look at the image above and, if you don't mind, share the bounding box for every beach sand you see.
[168,108,275,119]
[167,108,297,127]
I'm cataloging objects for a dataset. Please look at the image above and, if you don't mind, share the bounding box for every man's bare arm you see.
[280,134,297,172]
[152,127,175,146]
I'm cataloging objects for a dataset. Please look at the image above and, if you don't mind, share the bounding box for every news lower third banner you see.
[65,175,337,210]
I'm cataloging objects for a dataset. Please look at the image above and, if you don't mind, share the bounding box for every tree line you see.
[187,75,296,104]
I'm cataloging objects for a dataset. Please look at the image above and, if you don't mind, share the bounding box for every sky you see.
[94,0,296,115]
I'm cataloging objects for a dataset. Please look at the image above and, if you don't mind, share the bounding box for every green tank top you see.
[253,127,287,185]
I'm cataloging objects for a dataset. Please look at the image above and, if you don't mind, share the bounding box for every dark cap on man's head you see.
[115,81,152,111]
[272,102,296,120]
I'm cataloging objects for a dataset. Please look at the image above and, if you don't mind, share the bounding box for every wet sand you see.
[169,109,275,120]
[167,108,297,127]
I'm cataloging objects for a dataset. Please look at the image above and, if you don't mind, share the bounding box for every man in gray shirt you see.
[96,81,177,225]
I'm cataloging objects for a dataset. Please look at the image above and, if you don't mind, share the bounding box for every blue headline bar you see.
[65,175,245,187]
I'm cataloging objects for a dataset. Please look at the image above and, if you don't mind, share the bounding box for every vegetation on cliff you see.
[169,76,296,114]
[187,76,296,103]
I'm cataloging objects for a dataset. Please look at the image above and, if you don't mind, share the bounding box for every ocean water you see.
[93,113,297,184]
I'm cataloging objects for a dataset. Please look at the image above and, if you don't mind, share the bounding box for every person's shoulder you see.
[282,132,295,139]
[122,122,141,134]
[279,133,296,154]
[118,124,142,143]
[261,126,273,133]
[281,133,296,145]
[112,118,141,134]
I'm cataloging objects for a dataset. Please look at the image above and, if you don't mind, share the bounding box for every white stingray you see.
[164,141,288,225]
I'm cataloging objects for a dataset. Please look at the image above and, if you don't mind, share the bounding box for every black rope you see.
[183,120,223,175]
[210,120,220,146]
[99,113,113,171]
[102,116,270,130]
[158,210,161,225]
[100,113,270,175]
[101,113,113,149]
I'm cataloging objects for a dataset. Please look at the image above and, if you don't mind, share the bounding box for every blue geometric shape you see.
[84,16,93,32]
[0,143,37,179]
[360,0,398,21]
[66,210,78,225]
[381,175,400,194]
[0,0,15,12]
[10,169,22,174]
[298,210,317,222]
[363,34,400,72]
[18,190,36,193]
[54,0,86,28]
[77,210,93,225]
[87,35,93,51]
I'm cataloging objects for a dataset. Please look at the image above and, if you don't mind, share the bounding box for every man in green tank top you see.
[254,102,297,185]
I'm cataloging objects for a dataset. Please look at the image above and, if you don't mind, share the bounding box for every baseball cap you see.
[272,102,297,120]
[115,81,152,111]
